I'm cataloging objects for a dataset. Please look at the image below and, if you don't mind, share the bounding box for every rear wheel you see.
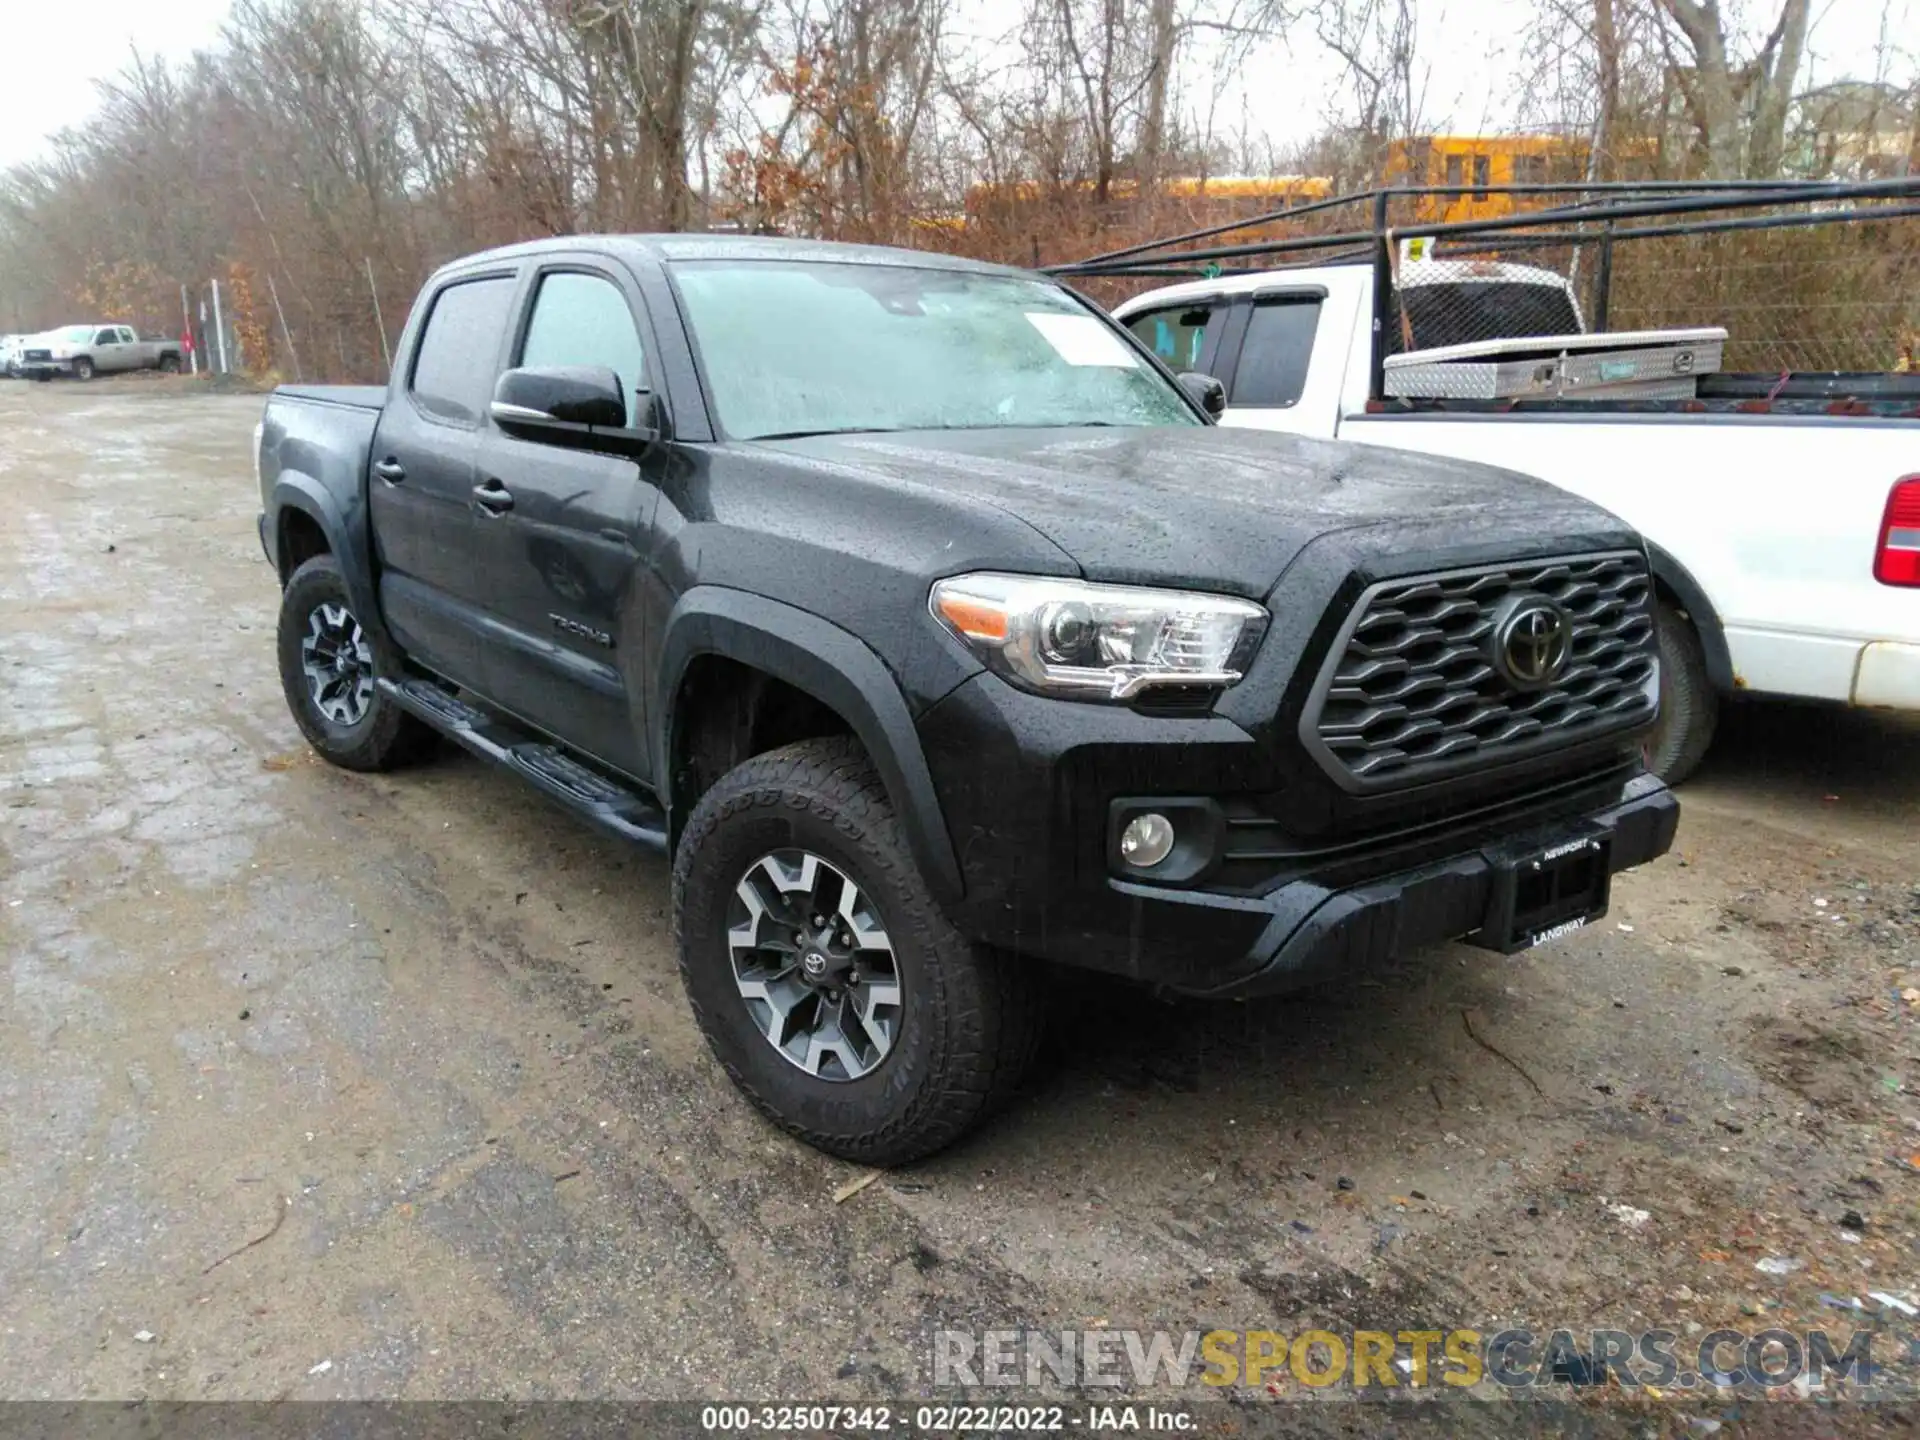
[158,354,181,374]
[673,736,1043,1164]
[73,357,94,381]
[1643,599,1718,785]
[277,555,430,772]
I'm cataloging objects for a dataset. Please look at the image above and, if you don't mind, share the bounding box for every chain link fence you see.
[1383,192,1920,378]
[1056,182,1920,390]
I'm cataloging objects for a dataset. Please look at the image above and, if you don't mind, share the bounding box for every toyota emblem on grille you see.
[1491,596,1572,689]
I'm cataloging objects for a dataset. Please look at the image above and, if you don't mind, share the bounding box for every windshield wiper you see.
[747,427,892,442]
[747,421,1145,441]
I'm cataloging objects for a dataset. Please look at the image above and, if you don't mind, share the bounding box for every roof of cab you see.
[440,232,1032,279]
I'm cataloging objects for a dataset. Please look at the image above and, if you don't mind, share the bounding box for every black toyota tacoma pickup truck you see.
[256,234,1678,1163]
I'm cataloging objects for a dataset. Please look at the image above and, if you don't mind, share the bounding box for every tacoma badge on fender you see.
[550,613,613,647]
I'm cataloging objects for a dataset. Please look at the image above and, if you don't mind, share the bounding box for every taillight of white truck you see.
[1877,476,1920,587]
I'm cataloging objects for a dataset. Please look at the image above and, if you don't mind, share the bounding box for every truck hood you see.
[760,426,1640,598]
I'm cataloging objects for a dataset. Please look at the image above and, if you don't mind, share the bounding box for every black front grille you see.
[1303,550,1656,788]
[24,349,50,362]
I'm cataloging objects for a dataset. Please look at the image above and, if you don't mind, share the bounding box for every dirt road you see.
[3,378,1917,1425]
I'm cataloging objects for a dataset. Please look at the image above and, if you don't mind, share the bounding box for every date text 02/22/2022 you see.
[698,1404,1196,1432]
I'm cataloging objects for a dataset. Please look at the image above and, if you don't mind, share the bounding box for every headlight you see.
[50,348,70,360]
[930,572,1266,701]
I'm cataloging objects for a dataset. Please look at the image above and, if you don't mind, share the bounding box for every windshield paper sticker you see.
[1024,312,1140,368]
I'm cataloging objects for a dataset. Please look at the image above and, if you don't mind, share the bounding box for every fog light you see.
[1120,812,1176,868]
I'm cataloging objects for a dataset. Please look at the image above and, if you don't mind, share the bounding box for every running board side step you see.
[380,677,667,851]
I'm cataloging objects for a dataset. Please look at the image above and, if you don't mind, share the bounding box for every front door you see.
[472,264,659,778]
[367,270,520,689]
[93,328,132,373]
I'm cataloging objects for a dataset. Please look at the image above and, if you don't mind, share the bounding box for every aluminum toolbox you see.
[1384,327,1728,401]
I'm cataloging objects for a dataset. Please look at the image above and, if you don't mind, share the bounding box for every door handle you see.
[373,458,406,484]
[473,479,514,514]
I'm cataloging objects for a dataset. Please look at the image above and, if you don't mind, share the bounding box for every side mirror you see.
[493,365,627,428]
[1177,371,1227,419]
[491,365,660,454]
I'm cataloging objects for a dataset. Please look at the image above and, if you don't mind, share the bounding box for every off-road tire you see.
[158,354,181,374]
[277,555,430,772]
[73,357,94,381]
[1644,598,1718,785]
[673,736,1044,1164]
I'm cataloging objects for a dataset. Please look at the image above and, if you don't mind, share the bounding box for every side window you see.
[1122,303,1215,371]
[1445,154,1463,188]
[1230,298,1321,409]
[410,276,517,426]
[117,328,136,344]
[517,271,648,426]
[1473,155,1491,199]
[94,329,116,346]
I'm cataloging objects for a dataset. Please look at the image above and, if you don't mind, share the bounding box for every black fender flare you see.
[1645,541,1734,694]
[267,475,395,655]
[654,587,964,903]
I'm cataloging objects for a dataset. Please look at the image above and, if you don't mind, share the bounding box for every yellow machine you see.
[1384,136,1591,222]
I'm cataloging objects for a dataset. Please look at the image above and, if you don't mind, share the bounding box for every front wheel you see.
[73,357,94,381]
[1643,599,1719,785]
[673,736,1043,1164]
[277,555,430,771]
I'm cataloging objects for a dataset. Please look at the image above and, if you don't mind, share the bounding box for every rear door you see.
[120,328,156,369]
[471,260,660,778]
[368,269,520,688]
[1211,282,1360,438]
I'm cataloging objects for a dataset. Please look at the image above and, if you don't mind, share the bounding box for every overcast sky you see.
[1,0,1911,173]
[0,0,233,168]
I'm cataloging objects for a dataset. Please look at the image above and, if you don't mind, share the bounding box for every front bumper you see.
[917,670,1676,998]
[20,359,76,377]
[1154,772,1677,997]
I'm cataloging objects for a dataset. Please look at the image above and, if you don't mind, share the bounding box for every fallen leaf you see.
[833,1167,885,1204]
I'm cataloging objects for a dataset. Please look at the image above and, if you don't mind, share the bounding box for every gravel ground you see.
[2,377,1917,1435]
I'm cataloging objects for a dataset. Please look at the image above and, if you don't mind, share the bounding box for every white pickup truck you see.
[1113,261,1920,782]
[16,324,184,381]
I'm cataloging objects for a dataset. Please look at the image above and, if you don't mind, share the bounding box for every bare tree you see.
[1309,0,1423,184]
[1653,0,1811,177]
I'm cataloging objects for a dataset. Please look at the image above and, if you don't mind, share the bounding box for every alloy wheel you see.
[300,601,375,726]
[727,849,903,1081]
